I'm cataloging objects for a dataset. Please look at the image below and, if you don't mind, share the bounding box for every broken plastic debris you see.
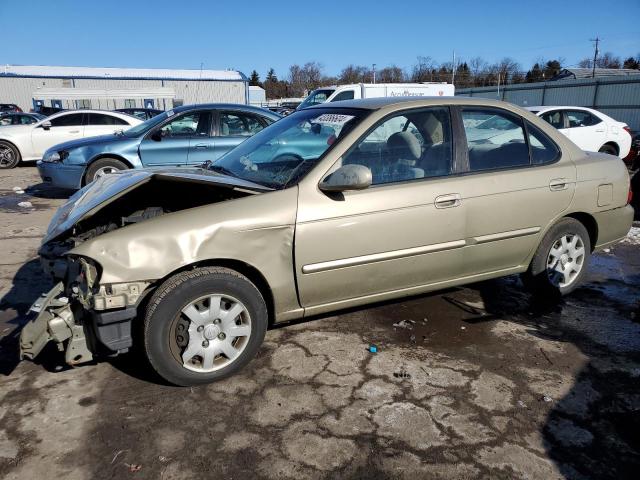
[393,320,415,330]
[12,186,22,191]
[460,326,466,330]
[409,335,416,343]
[393,369,411,379]
[368,345,378,353]
[517,400,526,408]
[125,464,142,473]
[18,201,33,208]
[543,395,553,403]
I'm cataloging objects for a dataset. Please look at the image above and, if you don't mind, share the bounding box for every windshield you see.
[297,89,336,110]
[123,110,171,137]
[211,108,365,189]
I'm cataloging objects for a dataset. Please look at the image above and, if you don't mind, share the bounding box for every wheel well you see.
[83,155,134,185]
[601,142,619,155]
[0,139,22,158]
[154,259,276,326]
[565,212,598,250]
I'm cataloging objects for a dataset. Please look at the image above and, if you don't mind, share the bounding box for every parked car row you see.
[20,96,634,385]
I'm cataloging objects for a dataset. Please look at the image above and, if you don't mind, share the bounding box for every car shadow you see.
[472,274,640,479]
[0,258,57,375]
[24,182,73,200]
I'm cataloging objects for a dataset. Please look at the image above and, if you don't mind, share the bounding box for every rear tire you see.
[522,218,591,297]
[143,267,268,386]
[84,158,128,185]
[0,141,21,169]
[598,144,617,156]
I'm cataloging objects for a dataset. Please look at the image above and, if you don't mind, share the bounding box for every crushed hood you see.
[43,167,271,243]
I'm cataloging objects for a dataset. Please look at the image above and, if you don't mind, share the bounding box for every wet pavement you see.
[0,166,639,479]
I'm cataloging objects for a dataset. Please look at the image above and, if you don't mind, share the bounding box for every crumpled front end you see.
[20,282,93,364]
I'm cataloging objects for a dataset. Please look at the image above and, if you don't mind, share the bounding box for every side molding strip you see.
[302,240,467,274]
[473,226,540,244]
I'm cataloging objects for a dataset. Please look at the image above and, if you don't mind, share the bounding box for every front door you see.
[30,112,85,158]
[139,111,207,166]
[458,106,576,275]
[294,106,467,307]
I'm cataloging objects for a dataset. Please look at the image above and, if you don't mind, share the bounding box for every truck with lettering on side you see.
[297,83,455,110]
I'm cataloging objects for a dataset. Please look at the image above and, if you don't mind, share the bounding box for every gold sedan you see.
[21,97,634,385]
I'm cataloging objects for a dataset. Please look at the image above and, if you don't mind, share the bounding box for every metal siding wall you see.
[596,82,640,106]
[544,84,596,106]
[503,88,544,106]
[0,76,247,111]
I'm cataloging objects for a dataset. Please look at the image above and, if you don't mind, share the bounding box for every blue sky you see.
[1,0,638,79]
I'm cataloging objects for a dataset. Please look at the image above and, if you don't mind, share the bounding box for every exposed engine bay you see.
[21,173,262,363]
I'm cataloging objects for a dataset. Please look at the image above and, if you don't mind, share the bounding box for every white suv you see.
[0,110,142,169]
[527,106,632,158]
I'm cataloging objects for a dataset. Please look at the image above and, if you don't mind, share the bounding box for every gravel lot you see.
[1,166,639,480]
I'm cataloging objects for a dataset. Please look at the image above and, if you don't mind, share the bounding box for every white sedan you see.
[0,110,142,169]
[527,106,632,158]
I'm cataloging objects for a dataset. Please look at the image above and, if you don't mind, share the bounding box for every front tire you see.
[522,218,591,296]
[143,267,268,386]
[84,158,128,185]
[0,141,21,169]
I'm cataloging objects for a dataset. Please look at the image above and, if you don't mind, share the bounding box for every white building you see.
[0,65,249,112]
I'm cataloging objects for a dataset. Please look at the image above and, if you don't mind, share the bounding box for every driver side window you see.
[343,107,452,185]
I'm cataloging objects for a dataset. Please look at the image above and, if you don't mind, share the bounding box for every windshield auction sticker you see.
[311,114,355,126]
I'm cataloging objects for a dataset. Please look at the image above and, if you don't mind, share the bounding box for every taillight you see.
[623,126,632,135]
[629,186,633,205]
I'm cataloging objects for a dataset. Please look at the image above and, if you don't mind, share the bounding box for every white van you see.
[297,83,455,110]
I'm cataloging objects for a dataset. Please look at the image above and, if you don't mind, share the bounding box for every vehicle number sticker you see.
[312,114,354,125]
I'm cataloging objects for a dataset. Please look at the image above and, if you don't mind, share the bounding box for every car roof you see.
[304,96,523,111]
[173,103,282,119]
[525,106,596,113]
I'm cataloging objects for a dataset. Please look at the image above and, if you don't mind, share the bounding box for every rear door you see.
[563,109,606,152]
[30,112,85,158]
[139,110,205,166]
[208,111,268,162]
[185,110,214,165]
[457,106,575,275]
[84,113,132,139]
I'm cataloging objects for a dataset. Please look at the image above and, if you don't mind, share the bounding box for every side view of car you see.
[0,112,46,126]
[0,103,22,113]
[20,97,633,386]
[0,110,142,169]
[528,106,632,158]
[37,104,281,189]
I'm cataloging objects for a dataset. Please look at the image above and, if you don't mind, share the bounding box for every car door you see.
[294,106,468,308]
[138,110,205,166]
[209,111,268,162]
[457,106,575,275]
[563,109,606,152]
[84,113,132,139]
[30,112,85,158]
[185,111,215,165]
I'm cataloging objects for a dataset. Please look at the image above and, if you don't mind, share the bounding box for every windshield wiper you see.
[209,164,238,178]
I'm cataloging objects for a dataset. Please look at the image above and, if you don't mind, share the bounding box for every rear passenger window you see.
[343,107,452,185]
[462,109,529,171]
[88,113,129,126]
[527,122,560,165]
[540,111,564,129]
[331,90,355,102]
[565,110,601,127]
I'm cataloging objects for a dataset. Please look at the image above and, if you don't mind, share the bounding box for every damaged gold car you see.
[20,98,634,386]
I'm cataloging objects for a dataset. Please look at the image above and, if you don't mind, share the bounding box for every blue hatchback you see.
[38,104,281,189]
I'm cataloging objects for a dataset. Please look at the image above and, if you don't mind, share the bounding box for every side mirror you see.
[41,121,52,130]
[319,164,372,192]
[150,130,163,142]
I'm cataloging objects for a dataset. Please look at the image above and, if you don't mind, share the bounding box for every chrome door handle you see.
[69,130,80,133]
[595,129,605,132]
[194,144,209,149]
[549,178,569,191]
[435,193,462,208]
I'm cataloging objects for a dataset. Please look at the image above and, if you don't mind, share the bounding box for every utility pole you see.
[451,51,456,86]
[590,37,600,78]
[372,64,376,84]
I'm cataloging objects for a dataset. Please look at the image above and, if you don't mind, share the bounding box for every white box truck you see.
[297,82,455,110]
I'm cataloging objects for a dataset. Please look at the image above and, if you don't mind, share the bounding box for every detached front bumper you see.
[20,282,94,365]
[37,160,85,190]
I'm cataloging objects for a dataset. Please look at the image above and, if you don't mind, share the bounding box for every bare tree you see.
[411,56,436,82]
[339,64,370,84]
[378,65,405,83]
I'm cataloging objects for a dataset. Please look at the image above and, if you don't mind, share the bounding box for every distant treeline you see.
[249,53,640,99]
